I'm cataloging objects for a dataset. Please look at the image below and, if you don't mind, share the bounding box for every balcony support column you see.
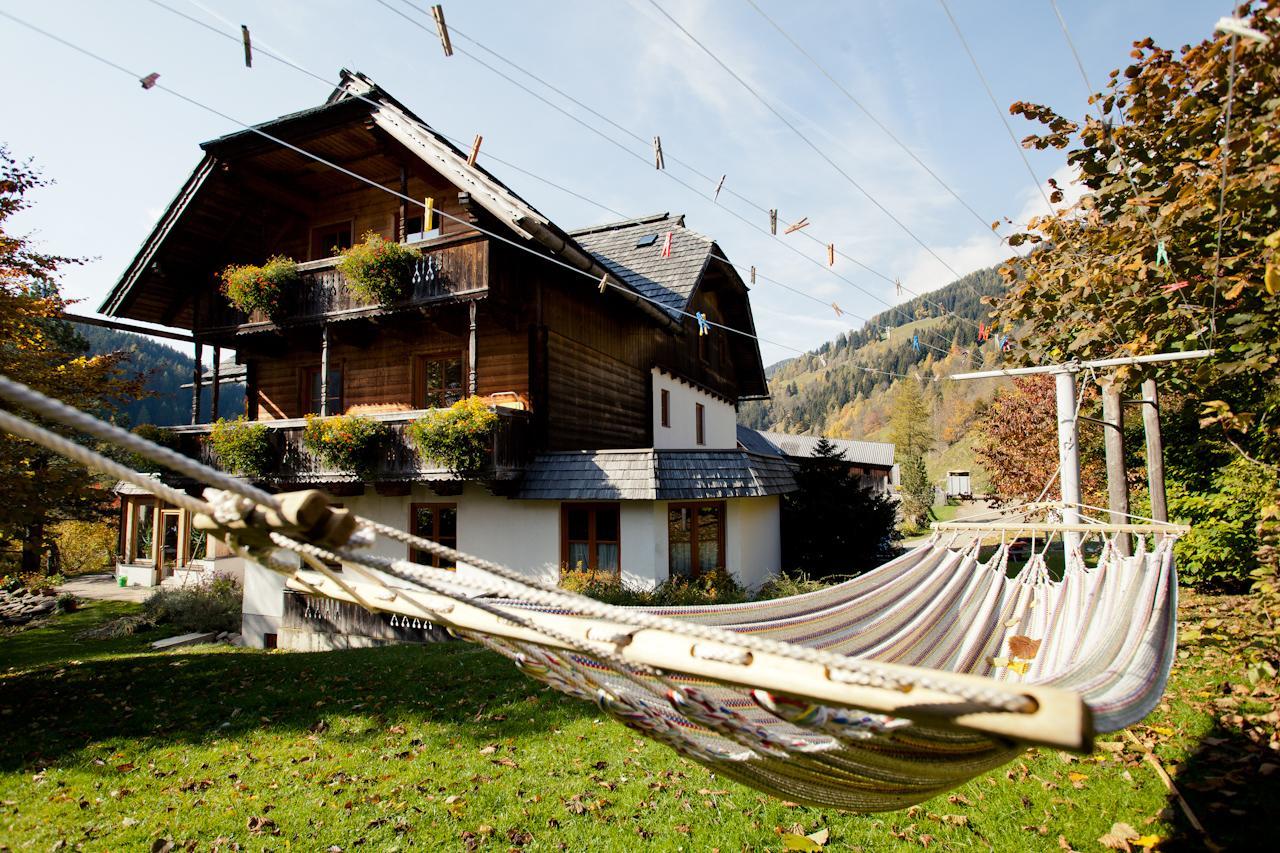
[468,300,477,396]
[191,339,203,425]
[320,323,331,417]
[210,346,221,421]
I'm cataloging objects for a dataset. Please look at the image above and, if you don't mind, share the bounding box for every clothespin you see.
[831,302,844,317]
[467,134,483,167]
[713,174,725,202]
[660,232,673,258]
[827,243,835,266]
[425,196,435,230]
[783,217,810,235]
[139,72,160,90]
[1155,240,1169,267]
[895,277,903,296]
[1161,280,1189,294]
[749,265,756,285]
[431,5,454,57]
[912,333,920,353]
[241,25,252,68]
[1000,334,1012,352]
[695,311,709,336]
[653,136,665,170]
[769,209,777,235]
[818,354,827,368]
[598,273,609,294]
[1216,16,1270,43]
[978,321,988,342]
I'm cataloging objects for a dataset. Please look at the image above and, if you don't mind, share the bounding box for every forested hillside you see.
[739,266,1009,491]
[75,325,243,426]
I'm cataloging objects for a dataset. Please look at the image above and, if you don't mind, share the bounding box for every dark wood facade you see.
[102,73,768,483]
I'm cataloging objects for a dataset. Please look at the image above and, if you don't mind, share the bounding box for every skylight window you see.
[635,234,658,248]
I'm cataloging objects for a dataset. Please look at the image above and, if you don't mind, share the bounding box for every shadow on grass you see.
[1162,722,1276,851]
[0,610,591,773]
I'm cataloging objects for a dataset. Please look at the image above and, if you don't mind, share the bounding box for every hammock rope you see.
[0,374,1184,811]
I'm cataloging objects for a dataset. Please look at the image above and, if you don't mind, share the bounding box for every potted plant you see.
[206,417,273,477]
[337,231,420,305]
[407,397,498,474]
[302,414,389,477]
[219,255,299,317]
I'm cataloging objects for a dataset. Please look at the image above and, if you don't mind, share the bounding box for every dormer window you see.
[634,234,658,248]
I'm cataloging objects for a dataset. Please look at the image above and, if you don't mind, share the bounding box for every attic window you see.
[635,234,658,248]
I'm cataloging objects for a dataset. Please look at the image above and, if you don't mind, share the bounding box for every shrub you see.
[219,255,299,317]
[407,397,498,474]
[1169,457,1274,590]
[302,414,389,477]
[128,423,179,472]
[50,520,117,576]
[142,572,241,634]
[337,231,419,304]
[755,571,833,601]
[207,417,273,477]
[559,567,748,607]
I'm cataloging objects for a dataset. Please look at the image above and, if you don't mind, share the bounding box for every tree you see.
[889,380,932,460]
[995,7,1280,577]
[0,146,135,574]
[781,439,900,578]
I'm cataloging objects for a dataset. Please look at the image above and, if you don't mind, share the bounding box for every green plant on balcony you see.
[206,417,273,477]
[407,397,498,474]
[128,423,179,473]
[219,255,299,317]
[302,414,389,477]
[337,231,420,304]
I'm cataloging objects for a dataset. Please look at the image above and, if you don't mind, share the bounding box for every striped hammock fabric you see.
[465,534,1177,811]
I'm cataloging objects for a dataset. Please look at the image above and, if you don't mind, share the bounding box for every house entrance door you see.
[159,510,182,578]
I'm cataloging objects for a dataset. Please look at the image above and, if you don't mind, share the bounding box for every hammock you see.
[0,375,1183,812]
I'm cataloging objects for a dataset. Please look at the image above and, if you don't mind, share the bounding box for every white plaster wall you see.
[724,496,782,590]
[651,368,736,449]
[620,501,664,590]
[241,558,287,648]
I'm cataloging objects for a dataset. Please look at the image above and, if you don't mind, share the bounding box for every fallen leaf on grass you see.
[1098,822,1139,851]
[781,827,829,850]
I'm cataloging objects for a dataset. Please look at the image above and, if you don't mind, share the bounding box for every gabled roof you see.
[571,213,713,315]
[516,449,796,500]
[737,426,895,468]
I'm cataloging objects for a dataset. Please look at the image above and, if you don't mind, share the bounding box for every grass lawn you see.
[0,595,1275,851]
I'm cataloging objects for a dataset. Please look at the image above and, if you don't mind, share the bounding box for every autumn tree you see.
[889,379,935,525]
[996,4,1280,582]
[0,146,134,574]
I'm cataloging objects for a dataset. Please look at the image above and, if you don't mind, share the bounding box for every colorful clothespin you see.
[818,354,827,368]
[1000,334,1012,352]
[425,196,435,230]
[598,273,609,294]
[978,321,988,342]
[895,277,903,297]
[911,333,920,353]
[783,217,810,235]
[139,72,160,89]
[695,312,709,336]
[827,243,835,266]
[431,5,454,56]
[831,302,844,317]
[749,265,756,285]
[241,25,252,67]
[1161,280,1188,294]
[713,174,725,202]
[769,209,777,235]
[1155,240,1169,267]
[660,232,673,258]
[467,134,483,167]
[653,136,665,170]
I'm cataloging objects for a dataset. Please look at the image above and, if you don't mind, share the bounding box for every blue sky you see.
[2,0,1217,365]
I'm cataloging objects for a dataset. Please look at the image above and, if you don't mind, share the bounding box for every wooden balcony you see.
[167,407,530,488]
[198,236,488,335]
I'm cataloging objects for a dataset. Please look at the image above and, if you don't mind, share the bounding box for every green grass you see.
[0,594,1274,850]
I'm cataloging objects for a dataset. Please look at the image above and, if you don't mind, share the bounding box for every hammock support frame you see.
[284,569,1095,752]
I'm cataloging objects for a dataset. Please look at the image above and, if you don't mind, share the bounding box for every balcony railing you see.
[199,236,488,333]
[167,407,529,485]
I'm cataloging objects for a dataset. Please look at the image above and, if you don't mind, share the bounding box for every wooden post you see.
[191,339,203,425]
[246,361,258,419]
[468,300,478,396]
[1101,378,1131,556]
[1054,369,1082,558]
[210,346,221,421]
[320,324,331,417]
[1141,378,1168,523]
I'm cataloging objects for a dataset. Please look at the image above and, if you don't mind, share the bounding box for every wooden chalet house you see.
[103,71,794,647]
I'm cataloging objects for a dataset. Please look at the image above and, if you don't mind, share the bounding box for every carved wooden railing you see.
[199,236,488,333]
[167,407,529,485]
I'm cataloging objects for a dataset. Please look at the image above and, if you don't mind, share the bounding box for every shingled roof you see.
[570,214,715,316]
[737,426,895,468]
[516,449,796,500]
